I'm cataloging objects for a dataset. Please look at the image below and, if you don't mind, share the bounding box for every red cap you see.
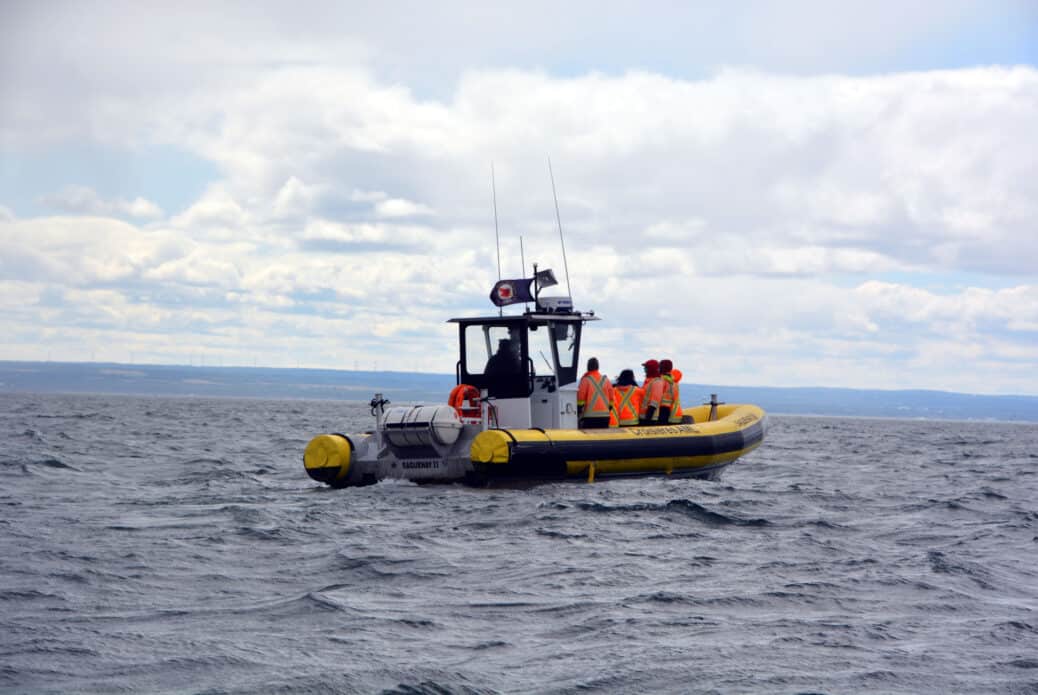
[642,359,660,377]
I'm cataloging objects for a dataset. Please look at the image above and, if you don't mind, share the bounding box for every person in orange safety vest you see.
[671,367,692,422]
[577,357,614,429]
[640,359,665,425]
[659,358,683,424]
[609,369,644,427]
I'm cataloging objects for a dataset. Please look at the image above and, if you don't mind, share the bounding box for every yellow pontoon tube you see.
[471,403,766,482]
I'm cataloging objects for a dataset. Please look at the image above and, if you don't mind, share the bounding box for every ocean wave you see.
[19,457,81,472]
[576,498,770,527]
[3,395,1038,694]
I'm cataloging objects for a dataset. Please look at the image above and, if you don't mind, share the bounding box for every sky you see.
[2,1,1037,396]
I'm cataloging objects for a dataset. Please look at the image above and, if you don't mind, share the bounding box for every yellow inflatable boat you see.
[303,271,767,488]
[469,403,765,483]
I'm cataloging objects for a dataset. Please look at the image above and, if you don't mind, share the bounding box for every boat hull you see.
[470,403,766,483]
[304,403,766,487]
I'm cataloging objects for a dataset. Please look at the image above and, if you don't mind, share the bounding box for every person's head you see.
[587,357,599,372]
[497,338,512,354]
[616,369,637,387]
[642,359,660,378]
[660,359,673,374]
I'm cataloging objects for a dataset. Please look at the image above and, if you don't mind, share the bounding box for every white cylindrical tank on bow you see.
[381,405,464,448]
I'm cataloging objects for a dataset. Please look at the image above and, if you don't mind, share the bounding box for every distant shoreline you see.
[2,360,1037,423]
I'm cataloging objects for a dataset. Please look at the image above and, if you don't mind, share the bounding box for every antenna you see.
[491,163,502,316]
[547,157,572,300]
[492,163,502,281]
[520,235,529,311]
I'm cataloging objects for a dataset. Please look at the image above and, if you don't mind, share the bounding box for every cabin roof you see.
[447,312,597,325]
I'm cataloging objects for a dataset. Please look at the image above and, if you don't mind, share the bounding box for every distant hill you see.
[0,361,453,404]
[2,361,1037,422]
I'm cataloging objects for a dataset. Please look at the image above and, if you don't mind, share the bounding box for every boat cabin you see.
[448,305,596,430]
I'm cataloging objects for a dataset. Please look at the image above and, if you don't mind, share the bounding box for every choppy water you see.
[2,392,1037,694]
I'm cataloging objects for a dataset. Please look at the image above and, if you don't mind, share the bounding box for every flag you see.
[535,268,558,289]
[490,278,535,307]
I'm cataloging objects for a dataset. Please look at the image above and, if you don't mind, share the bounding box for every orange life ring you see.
[448,384,481,417]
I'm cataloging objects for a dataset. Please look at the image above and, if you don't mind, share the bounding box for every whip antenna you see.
[492,163,502,281]
[520,235,530,311]
[520,235,527,277]
[548,157,572,300]
[491,163,502,316]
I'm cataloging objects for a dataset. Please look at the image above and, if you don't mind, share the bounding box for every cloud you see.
[854,281,1038,338]
[5,3,1028,126]
[272,177,320,219]
[219,66,1032,280]
[1,9,1036,394]
[374,198,435,218]
[37,185,163,219]
[141,250,242,289]
[1,215,169,285]
[169,185,249,239]
[298,219,431,253]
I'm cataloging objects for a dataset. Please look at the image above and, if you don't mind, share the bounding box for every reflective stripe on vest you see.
[662,376,682,423]
[641,377,662,415]
[661,375,675,408]
[613,386,640,426]
[579,372,612,418]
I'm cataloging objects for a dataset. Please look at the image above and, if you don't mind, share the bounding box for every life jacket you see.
[577,370,613,419]
[640,376,665,417]
[660,374,682,423]
[610,385,643,427]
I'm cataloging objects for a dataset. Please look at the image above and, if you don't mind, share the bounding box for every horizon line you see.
[2,358,1035,400]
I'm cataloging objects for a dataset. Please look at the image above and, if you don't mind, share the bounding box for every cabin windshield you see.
[459,321,530,398]
[528,323,556,378]
[548,320,581,386]
[464,324,518,375]
[453,314,585,396]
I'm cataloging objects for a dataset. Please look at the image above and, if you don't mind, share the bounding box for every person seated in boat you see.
[485,337,521,376]
[610,369,643,427]
[659,359,683,425]
[667,363,694,423]
[577,357,613,429]
[484,336,527,399]
[639,359,664,426]
[640,359,657,389]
